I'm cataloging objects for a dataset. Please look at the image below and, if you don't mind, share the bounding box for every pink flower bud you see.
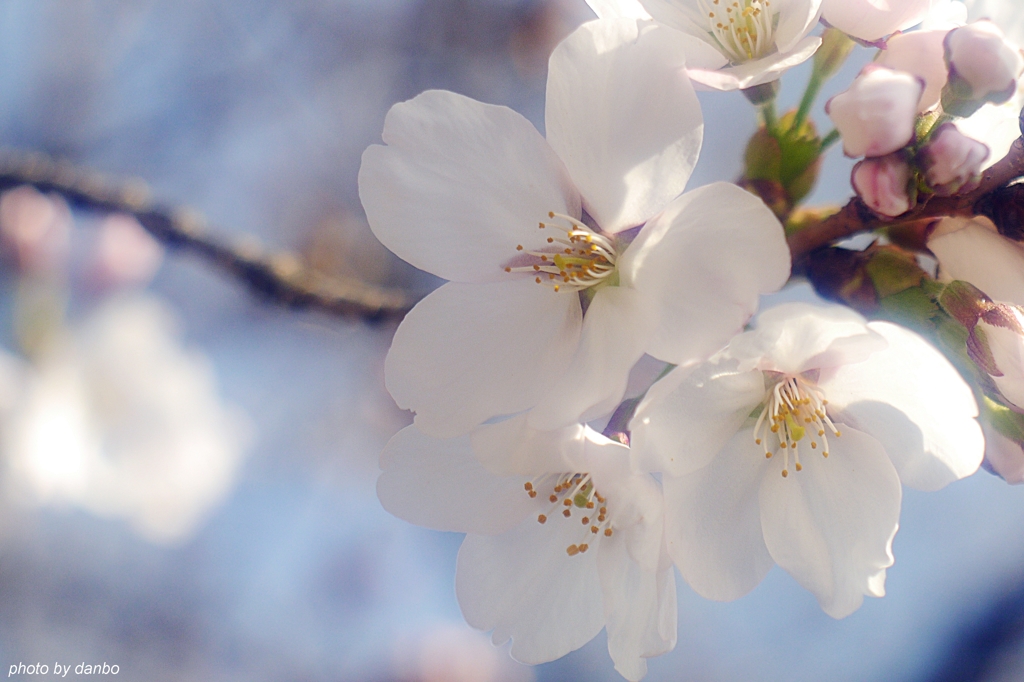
[826,65,924,158]
[0,185,71,276]
[821,0,931,43]
[943,20,1024,115]
[877,29,950,112]
[918,122,989,195]
[851,153,914,217]
[88,213,164,289]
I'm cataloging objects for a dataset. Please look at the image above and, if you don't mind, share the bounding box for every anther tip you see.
[795,463,803,472]
[781,469,789,478]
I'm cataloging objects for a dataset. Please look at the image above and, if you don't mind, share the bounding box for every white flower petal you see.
[930,221,1024,306]
[620,183,790,366]
[359,89,581,282]
[586,0,653,19]
[663,430,775,601]
[759,426,901,619]
[638,0,709,37]
[378,426,534,535]
[822,0,932,42]
[775,0,825,53]
[527,286,656,431]
[687,36,822,90]
[572,429,667,572]
[456,520,605,664]
[821,321,984,491]
[546,19,703,233]
[631,362,767,476]
[597,535,677,682]
[728,302,884,375]
[471,415,587,476]
[386,279,582,438]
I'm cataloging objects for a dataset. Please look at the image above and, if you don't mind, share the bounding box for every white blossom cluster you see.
[360,0,1024,678]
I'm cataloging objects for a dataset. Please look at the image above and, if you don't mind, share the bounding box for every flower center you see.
[752,375,842,478]
[523,472,614,556]
[505,212,618,293]
[700,0,775,63]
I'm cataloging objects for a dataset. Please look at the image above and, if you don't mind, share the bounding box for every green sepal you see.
[983,395,1024,444]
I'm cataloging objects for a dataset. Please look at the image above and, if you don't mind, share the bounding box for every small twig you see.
[788,136,1024,262]
[0,149,417,320]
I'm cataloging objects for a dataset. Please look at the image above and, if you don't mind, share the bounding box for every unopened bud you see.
[826,65,923,157]
[877,29,950,112]
[918,122,989,195]
[852,153,915,217]
[942,20,1024,117]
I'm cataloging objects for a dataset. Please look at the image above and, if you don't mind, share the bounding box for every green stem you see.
[793,72,824,133]
[820,128,840,152]
[762,100,779,135]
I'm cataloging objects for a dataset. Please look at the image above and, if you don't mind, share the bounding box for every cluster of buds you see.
[827,20,1023,217]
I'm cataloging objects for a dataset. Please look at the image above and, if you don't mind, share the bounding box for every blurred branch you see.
[0,150,416,320]
[788,136,1024,263]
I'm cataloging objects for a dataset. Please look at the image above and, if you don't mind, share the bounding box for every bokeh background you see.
[0,2,1022,681]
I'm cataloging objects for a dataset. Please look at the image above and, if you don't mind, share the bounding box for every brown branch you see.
[0,149,417,320]
[788,136,1024,262]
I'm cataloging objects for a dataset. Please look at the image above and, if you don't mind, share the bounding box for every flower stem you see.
[762,100,779,135]
[820,128,841,152]
[792,72,824,133]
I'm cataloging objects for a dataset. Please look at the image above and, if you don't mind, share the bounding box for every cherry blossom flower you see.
[587,0,824,91]
[630,303,984,617]
[360,18,790,438]
[377,418,674,681]
[851,153,915,217]
[821,0,932,43]
[2,294,251,543]
[826,65,924,158]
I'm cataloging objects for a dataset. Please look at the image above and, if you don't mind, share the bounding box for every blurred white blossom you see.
[2,294,251,544]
